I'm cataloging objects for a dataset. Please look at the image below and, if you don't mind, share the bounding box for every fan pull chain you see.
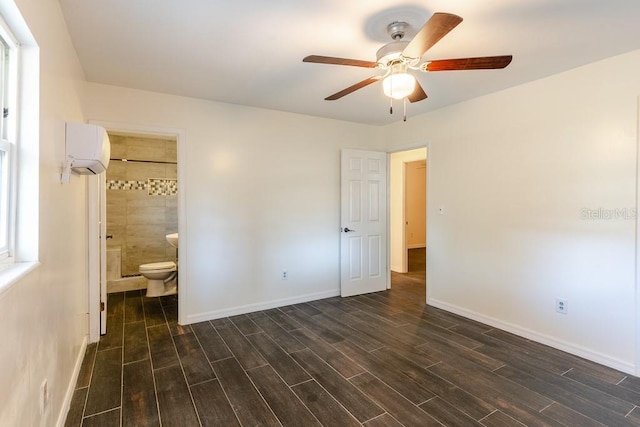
[389,98,393,115]
[403,97,407,122]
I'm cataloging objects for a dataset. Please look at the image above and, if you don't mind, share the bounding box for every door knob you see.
[343,227,355,233]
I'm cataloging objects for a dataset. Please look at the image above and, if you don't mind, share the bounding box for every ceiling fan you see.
[303,12,512,121]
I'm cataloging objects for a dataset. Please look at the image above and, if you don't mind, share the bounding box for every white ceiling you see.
[58,0,640,125]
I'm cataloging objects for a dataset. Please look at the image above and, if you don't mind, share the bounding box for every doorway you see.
[389,147,427,299]
[104,132,178,294]
[88,121,186,339]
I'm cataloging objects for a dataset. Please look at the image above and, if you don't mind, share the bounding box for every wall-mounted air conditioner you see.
[61,123,111,182]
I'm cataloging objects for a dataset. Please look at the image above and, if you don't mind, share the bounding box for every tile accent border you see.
[148,178,178,196]
[106,179,178,196]
[106,180,147,191]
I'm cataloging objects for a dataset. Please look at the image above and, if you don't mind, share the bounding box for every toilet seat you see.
[140,261,176,273]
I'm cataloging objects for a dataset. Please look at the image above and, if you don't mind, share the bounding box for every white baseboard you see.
[390,265,407,273]
[428,298,636,375]
[56,335,88,427]
[186,289,341,324]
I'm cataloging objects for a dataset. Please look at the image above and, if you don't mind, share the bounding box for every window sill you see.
[0,260,40,296]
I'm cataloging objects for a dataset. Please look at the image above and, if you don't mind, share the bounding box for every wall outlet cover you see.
[555,298,568,314]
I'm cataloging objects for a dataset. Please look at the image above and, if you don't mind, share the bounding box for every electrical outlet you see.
[40,379,49,413]
[281,270,288,280]
[556,298,568,314]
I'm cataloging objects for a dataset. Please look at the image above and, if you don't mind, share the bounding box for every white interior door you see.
[340,149,388,297]
[88,174,107,341]
[99,173,107,335]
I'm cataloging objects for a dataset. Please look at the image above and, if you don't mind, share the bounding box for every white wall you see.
[81,83,384,323]
[384,50,640,373]
[0,0,89,425]
[390,148,426,273]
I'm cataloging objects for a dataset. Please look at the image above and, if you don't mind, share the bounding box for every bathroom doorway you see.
[389,147,427,300]
[87,121,186,338]
[104,132,179,293]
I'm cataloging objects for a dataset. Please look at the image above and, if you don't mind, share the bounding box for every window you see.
[0,17,17,260]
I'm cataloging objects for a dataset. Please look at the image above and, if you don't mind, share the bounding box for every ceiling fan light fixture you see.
[382,71,415,99]
[303,12,511,121]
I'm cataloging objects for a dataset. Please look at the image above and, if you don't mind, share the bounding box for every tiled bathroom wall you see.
[106,133,178,277]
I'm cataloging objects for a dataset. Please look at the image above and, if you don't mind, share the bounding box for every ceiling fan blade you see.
[425,55,513,71]
[402,12,463,60]
[325,76,381,101]
[303,55,377,68]
[407,81,428,103]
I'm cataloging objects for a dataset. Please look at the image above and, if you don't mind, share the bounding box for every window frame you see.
[0,15,19,261]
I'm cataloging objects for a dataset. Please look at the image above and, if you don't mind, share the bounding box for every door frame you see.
[87,120,188,325]
[87,173,105,342]
[387,143,430,303]
[635,95,640,376]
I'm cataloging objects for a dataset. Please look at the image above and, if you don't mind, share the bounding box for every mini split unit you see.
[61,123,111,183]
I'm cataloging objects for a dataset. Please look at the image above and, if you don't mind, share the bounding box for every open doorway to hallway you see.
[389,147,427,300]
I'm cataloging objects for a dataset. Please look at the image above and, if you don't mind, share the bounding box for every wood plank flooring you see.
[66,248,640,426]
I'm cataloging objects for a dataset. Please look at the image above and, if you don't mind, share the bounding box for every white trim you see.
[0,260,38,295]
[429,298,635,375]
[14,36,39,264]
[99,175,107,334]
[400,161,407,272]
[185,289,340,324]
[0,141,12,258]
[56,336,88,427]
[87,175,101,343]
[425,146,431,304]
[87,120,188,324]
[636,95,640,377]
[386,155,391,288]
[0,12,21,262]
[0,14,19,47]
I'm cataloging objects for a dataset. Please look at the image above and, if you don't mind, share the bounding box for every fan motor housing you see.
[376,40,410,66]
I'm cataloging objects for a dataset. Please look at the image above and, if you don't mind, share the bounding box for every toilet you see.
[140,261,178,297]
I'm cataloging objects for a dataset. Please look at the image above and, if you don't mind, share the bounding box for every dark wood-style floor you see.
[66,248,640,426]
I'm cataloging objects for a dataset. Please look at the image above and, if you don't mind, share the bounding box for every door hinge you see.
[100,301,105,312]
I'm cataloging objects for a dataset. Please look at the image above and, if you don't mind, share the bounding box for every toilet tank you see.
[65,123,111,174]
